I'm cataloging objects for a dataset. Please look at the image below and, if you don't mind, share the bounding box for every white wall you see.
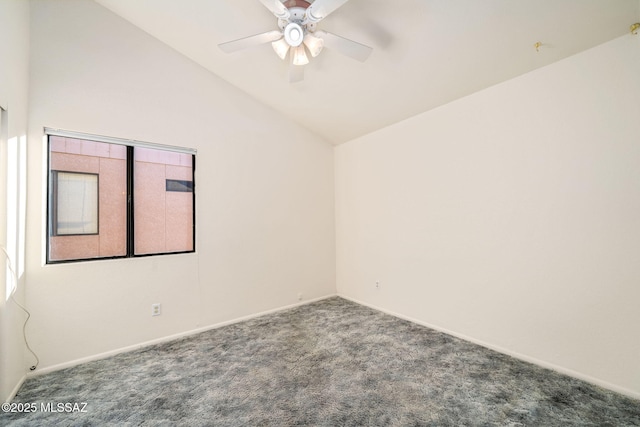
[25,0,335,371]
[335,35,640,397]
[0,0,30,403]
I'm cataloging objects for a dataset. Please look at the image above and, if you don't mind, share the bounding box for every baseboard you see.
[4,374,26,403]
[338,294,640,401]
[29,293,337,378]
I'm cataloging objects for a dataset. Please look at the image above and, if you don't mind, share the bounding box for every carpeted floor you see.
[2,297,640,426]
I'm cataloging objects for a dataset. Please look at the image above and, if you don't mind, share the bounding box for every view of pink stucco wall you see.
[49,136,127,261]
[134,147,194,255]
[49,137,193,261]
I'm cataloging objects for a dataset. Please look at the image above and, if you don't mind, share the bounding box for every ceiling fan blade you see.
[289,55,305,83]
[305,0,349,23]
[257,0,290,19]
[219,30,283,53]
[315,30,372,62]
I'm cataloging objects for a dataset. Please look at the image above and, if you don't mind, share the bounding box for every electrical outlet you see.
[297,293,303,301]
[375,281,380,290]
[151,303,161,316]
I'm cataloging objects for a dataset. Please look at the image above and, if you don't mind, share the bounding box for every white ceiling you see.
[94,0,640,145]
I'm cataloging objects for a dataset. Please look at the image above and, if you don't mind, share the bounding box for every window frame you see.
[45,129,196,264]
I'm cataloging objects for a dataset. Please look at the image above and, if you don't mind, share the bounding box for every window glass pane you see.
[55,172,98,235]
[166,179,194,192]
[48,137,127,262]
[134,147,194,255]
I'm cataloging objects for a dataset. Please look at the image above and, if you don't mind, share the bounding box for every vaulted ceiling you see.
[94,0,640,144]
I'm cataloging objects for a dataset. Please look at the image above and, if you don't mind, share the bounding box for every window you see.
[2,107,26,300]
[166,179,194,192]
[133,147,195,255]
[51,172,99,235]
[46,131,195,263]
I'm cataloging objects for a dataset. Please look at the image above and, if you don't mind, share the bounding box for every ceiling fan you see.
[219,0,373,82]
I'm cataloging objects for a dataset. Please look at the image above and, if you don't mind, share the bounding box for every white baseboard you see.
[338,294,640,401]
[4,374,26,403]
[29,293,337,378]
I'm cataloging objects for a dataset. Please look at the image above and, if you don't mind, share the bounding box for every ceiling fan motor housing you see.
[282,0,312,10]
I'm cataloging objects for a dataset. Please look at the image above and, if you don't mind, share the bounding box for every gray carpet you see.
[2,297,639,426]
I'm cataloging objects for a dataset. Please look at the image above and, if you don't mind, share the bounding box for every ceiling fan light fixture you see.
[292,45,309,65]
[303,33,324,57]
[272,37,290,60]
[284,22,304,47]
